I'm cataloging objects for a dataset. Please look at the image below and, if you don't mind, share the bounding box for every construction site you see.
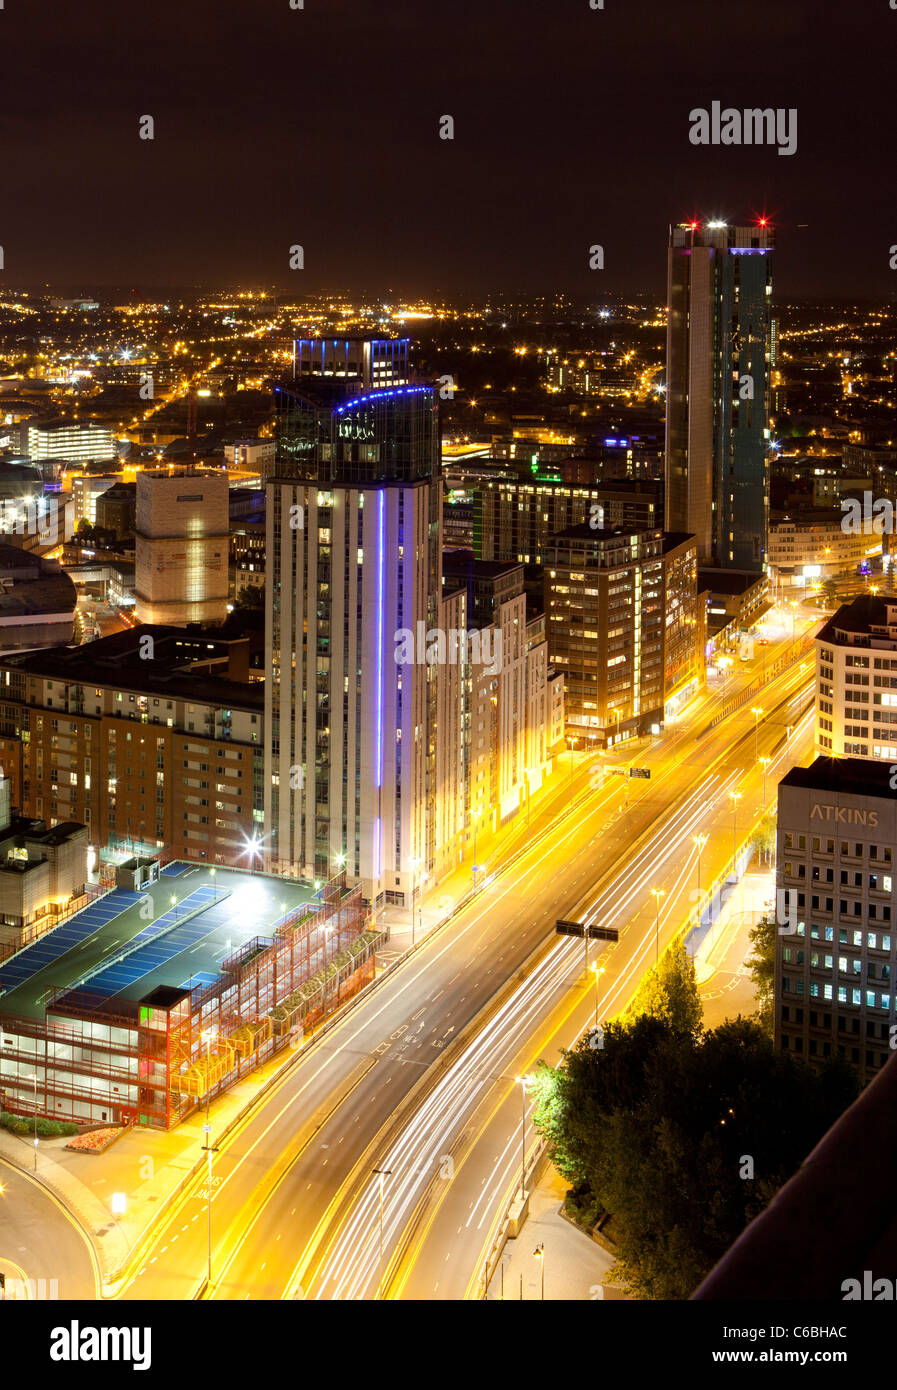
[0,858,379,1129]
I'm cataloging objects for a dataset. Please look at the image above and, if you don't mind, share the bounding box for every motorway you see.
[110,610,819,1302]
[302,667,817,1300]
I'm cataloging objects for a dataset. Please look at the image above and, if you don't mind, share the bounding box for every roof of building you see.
[696,568,767,596]
[0,625,264,710]
[817,594,895,644]
[442,550,523,579]
[780,755,894,799]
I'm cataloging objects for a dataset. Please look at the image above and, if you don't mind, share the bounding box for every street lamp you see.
[210,867,216,903]
[201,1027,217,1289]
[372,1167,392,1299]
[729,791,743,876]
[170,894,177,922]
[590,962,605,1026]
[534,1243,545,1300]
[692,833,708,898]
[759,756,771,806]
[650,889,665,966]
[751,706,764,764]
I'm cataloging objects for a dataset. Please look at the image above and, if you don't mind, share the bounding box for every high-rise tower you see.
[664,219,774,572]
[265,338,441,910]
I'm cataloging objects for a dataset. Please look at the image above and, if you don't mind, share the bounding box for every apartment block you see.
[0,629,262,865]
[815,595,897,761]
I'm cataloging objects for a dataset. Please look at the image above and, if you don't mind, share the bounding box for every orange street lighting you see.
[650,888,665,966]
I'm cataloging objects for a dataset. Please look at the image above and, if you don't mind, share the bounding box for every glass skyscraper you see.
[664,220,774,573]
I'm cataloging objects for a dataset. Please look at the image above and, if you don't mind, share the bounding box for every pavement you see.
[486,1166,624,1301]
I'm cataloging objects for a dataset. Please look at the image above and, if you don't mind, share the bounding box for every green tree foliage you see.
[533,1016,858,1299]
[746,916,776,1035]
[234,583,264,610]
[625,937,702,1037]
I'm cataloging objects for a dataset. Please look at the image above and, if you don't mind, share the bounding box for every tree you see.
[234,583,264,610]
[821,577,838,608]
[625,937,702,1036]
[533,1015,858,1299]
[746,916,776,1034]
[749,812,776,867]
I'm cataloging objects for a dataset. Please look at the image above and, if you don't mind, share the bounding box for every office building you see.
[71,473,118,527]
[473,477,663,565]
[26,421,115,465]
[769,510,879,590]
[665,219,774,572]
[543,526,699,744]
[134,471,230,624]
[816,594,897,761]
[776,757,897,1085]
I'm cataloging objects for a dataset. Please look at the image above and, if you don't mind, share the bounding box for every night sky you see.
[2,0,894,297]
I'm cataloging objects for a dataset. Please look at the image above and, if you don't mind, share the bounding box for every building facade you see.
[543,526,699,744]
[815,595,897,761]
[473,477,663,565]
[665,219,773,572]
[0,629,263,866]
[134,471,230,625]
[776,758,897,1085]
[266,338,440,909]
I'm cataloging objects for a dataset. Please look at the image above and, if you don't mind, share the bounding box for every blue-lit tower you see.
[265,339,441,912]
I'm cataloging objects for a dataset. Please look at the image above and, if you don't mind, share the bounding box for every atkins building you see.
[775,757,897,1085]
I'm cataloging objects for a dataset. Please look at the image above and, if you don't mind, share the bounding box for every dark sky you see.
[1,0,894,298]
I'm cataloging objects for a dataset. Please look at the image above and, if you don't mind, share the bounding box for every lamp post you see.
[751,707,764,764]
[590,962,605,1026]
[210,867,216,903]
[372,1167,392,1299]
[693,833,708,898]
[759,756,771,807]
[201,1026,217,1289]
[534,1243,545,1300]
[730,791,743,877]
[650,889,665,966]
[170,894,177,923]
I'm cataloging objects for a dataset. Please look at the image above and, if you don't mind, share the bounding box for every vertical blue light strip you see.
[373,489,385,881]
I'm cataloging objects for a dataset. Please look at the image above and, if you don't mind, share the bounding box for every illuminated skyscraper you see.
[664,219,774,572]
[265,339,442,907]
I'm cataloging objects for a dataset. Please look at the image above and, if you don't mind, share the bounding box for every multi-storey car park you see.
[0,859,378,1129]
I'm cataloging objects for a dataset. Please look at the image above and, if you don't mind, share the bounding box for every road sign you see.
[629,767,651,779]
[555,920,619,942]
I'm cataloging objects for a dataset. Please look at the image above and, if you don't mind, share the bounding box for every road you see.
[111,615,818,1302]
[304,677,817,1300]
[0,1155,100,1301]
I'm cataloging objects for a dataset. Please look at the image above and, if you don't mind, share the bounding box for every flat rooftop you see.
[0,862,319,1021]
[780,756,894,800]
